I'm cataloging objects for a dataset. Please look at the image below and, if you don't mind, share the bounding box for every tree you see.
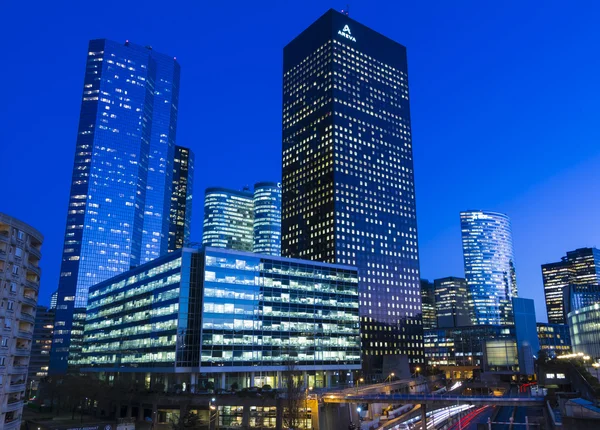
[282,362,305,430]
[170,409,200,430]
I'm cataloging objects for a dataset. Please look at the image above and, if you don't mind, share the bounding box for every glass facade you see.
[79,250,201,371]
[168,145,195,251]
[201,247,360,369]
[51,40,182,374]
[512,297,539,375]
[420,280,436,330]
[281,9,422,369]
[139,47,181,264]
[253,182,281,256]
[537,323,571,358]
[542,247,600,324]
[28,306,54,391]
[424,325,515,369]
[568,302,600,360]
[79,247,360,376]
[203,188,254,252]
[434,276,471,328]
[460,210,518,326]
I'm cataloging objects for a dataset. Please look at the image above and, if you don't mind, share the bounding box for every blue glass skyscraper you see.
[460,210,518,326]
[202,187,254,252]
[50,39,185,374]
[253,182,281,256]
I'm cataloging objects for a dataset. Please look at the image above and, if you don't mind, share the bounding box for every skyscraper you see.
[28,306,54,398]
[282,9,423,369]
[460,210,518,326]
[420,280,437,330]
[50,39,187,374]
[202,187,254,251]
[542,248,600,324]
[434,277,471,328]
[168,146,195,251]
[253,182,282,256]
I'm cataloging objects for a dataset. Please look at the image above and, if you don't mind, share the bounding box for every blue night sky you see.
[1,1,599,322]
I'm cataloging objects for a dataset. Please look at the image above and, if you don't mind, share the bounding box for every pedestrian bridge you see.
[322,393,545,407]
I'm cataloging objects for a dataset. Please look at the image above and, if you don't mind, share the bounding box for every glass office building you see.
[420,280,437,330]
[27,306,54,397]
[203,188,254,252]
[537,323,571,358]
[460,210,518,326]
[542,248,600,324]
[253,182,281,256]
[281,8,422,370]
[168,145,195,251]
[51,39,190,374]
[79,247,360,388]
[512,297,539,375]
[79,250,200,372]
[434,277,471,328]
[424,325,517,377]
[568,303,600,360]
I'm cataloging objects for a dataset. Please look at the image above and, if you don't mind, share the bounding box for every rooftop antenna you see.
[341,4,350,16]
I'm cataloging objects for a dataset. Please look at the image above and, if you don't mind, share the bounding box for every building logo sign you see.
[338,25,356,42]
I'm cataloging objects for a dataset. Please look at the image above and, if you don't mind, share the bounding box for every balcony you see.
[17,330,32,340]
[28,246,41,260]
[11,363,28,372]
[13,347,29,357]
[0,232,8,244]
[3,400,23,413]
[0,249,6,261]
[26,264,41,277]
[21,295,36,307]
[6,382,25,393]
[18,312,34,324]
[24,279,39,290]
[3,418,21,430]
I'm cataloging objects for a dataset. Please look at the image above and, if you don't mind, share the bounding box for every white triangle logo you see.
[343,25,351,34]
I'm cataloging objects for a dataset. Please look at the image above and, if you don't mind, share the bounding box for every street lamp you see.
[356,377,364,393]
[415,367,421,378]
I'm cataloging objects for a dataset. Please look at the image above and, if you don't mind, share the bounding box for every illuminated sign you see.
[338,25,356,42]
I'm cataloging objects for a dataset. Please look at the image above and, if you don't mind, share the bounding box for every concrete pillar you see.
[309,398,319,430]
[303,371,308,389]
[276,397,284,430]
[152,403,158,426]
[421,404,427,428]
[277,371,282,389]
[137,405,145,421]
[325,371,332,388]
[251,371,256,387]
[209,410,218,430]
[221,373,227,389]
[242,405,250,428]
[126,404,132,418]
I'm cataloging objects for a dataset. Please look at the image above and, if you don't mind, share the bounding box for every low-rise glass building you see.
[568,303,600,360]
[537,323,571,358]
[79,247,360,389]
[424,325,518,379]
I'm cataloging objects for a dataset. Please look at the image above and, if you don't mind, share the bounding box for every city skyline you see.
[2,1,600,323]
